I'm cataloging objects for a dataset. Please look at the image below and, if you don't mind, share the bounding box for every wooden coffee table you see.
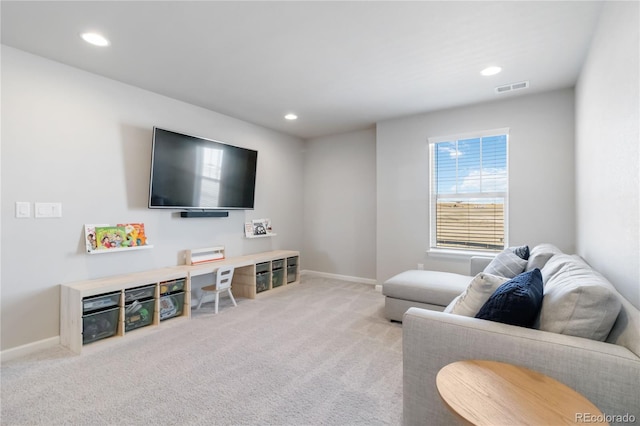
[436,360,608,425]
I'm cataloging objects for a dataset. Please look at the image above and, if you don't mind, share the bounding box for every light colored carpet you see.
[1,276,403,425]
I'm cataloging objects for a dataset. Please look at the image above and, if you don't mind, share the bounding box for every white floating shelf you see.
[245,233,277,239]
[87,245,154,255]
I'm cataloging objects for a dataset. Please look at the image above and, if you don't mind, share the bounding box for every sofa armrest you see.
[402,308,640,426]
[469,256,492,275]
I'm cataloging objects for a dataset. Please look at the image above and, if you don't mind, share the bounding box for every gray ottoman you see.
[382,270,471,322]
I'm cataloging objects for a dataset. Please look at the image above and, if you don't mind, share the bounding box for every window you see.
[196,146,224,206]
[428,129,508,253]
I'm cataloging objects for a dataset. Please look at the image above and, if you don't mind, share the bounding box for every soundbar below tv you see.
[148,127,258,210]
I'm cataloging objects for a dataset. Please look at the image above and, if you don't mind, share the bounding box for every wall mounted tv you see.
[148,127,258,210]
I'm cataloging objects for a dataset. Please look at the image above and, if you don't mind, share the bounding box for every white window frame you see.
[428,128,510,256]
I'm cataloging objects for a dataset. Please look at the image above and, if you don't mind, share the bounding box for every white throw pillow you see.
[526,243,563,272]
[483,250,527,278]
[444,273,509,317]
[539,255,622,341]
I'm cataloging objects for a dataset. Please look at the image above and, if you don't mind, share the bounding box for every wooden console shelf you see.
[60,250,300,354]
[60,267,190,354]
[182,249,300,300]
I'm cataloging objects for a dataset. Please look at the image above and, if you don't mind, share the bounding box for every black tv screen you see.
[148,127,258,210]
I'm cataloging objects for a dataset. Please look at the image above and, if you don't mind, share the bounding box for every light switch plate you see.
[16,202,31,218]
[35,202,62,218]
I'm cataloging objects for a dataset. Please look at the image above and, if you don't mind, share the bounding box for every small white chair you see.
[197,266,237,313]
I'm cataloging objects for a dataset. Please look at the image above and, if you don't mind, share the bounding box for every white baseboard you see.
[301,270,378,286]
[1,336,61,363]
[1,272,377,362]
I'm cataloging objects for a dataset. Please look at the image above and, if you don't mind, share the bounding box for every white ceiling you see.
[1,1,603,139]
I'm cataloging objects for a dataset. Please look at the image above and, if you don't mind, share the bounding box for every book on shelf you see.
[264,218,273,234]
[95,226,127,250]
[244,222,254,238]
[84,223,150,252]
[84,224,104,252]
[245,218,273,237]
[116,223,148,247]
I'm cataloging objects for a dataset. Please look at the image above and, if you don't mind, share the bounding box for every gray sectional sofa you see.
[383,244,640,425]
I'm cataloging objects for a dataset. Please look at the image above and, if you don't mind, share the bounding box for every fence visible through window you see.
[429,129,508,253]
[435,200,504,251]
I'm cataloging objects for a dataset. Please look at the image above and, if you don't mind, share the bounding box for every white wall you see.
[4,0,638,352]
[576,1,639,309]
[1,47,304,351]
[376,89,576,282]
[302,128,377,280]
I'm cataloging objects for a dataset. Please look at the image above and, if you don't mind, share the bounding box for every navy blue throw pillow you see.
[475,268,543,328]
[512,245,530,261]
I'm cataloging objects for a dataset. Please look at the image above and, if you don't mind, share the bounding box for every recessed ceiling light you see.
[284,114,298,120]
[81,32,110,47]
[480,66,502,76]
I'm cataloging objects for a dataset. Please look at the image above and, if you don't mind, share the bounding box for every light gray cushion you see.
[483,250,527,278]
[444,273,509,317]
[539,254,622,341]
[383,270,471,307]
[526,243,563,272]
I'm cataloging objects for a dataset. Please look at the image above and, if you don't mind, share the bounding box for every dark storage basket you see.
[256,262,270,274]
[272,259,285,270]
[124,298,155,332]
[83,292,120,313]
[287,256,299,283]
[160,278,186,295]
[272,268,285,288]
[159,292,185,321]
[256,271,269,293]
[287,266,297,283]
[124,284,156,303]
[83,306,119,344]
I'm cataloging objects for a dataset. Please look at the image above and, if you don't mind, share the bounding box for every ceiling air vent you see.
[495,81,529,94]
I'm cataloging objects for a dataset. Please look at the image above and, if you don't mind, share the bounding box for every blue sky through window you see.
[434,134,507,196]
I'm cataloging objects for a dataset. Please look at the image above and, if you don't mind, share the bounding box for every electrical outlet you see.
[417,263,424,270]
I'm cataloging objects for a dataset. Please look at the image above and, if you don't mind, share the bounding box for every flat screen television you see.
[148,127,258,210]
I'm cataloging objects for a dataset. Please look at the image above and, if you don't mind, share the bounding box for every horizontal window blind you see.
[429,131,508,252]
